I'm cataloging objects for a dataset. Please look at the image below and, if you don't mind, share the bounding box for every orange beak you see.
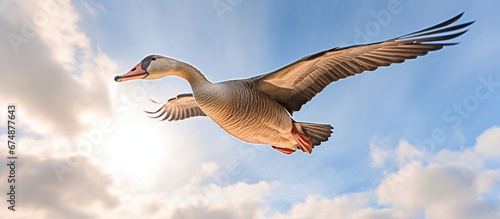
[114,63,148,82]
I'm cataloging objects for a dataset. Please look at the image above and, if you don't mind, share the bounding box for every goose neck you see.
[172,62,211,87]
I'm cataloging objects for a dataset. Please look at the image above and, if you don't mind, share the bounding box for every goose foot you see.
[272,146,296,155]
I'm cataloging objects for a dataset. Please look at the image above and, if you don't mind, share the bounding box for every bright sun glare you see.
[105,119,167,179]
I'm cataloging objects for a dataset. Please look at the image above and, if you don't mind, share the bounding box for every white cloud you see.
[170,180,271,219]
[369,137,425,169]
[369,135,393,167]
[474,126,500,158]
[0,137,273,219]
[396,140,425,165]
[0,155,119,219]
[475,170,500,195]
[101,162,273,219]
[79,1,107,18]
[376,164,495,219]
[272,193,371,219]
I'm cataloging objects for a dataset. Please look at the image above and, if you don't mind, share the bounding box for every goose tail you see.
[293,122,333,153]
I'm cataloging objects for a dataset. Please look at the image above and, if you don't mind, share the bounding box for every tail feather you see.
[295,122,333,147]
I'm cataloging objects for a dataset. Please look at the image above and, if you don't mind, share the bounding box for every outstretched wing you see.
[251,13,474,113]
[145,93,206,121]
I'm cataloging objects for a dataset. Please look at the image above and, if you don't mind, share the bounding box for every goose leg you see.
[291,124,313,154]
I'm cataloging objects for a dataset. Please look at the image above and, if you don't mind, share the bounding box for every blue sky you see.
[1,0,499,218]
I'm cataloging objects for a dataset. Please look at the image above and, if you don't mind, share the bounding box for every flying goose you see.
[114,13,473,155]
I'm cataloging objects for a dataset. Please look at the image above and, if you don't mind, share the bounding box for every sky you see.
[0,0,499,218]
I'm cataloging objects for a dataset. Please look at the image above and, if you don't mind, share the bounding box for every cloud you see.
[145,161,272,219]
[474,126,500,158]
[170,180,271,219]
[6,127,497,218]
[0,155,119,219]
[369,136,425,170]
[0,132,273,219]
[377,164,496,219]
[79,1,107,18]
[96,161,273,219]
[272,193,372,219]
[273,126,500,219]
[0,0,116,137]
[369,135,392,167]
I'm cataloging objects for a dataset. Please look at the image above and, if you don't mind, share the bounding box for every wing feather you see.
[251,13,473,112]
[145,93,206,121]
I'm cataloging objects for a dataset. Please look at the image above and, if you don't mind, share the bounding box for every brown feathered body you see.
[193,80,298,148]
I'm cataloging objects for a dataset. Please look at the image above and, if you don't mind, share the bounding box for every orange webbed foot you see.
[272,145,296,155]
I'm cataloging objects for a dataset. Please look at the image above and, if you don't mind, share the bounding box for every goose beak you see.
[114,63,148,82]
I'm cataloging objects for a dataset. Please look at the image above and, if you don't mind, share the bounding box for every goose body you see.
[115,13,473,155]
[195,80,297,148]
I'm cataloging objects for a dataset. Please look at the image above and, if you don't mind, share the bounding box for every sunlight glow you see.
[105,119,168,181]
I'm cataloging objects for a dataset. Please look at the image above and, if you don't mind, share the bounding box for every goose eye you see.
[151,57,157,61]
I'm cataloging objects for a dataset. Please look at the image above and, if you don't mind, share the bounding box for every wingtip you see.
[399,12,472,40]
[455,29,470,38]
[442,42,460,46]
[462,21,476,29]
[451,12,466,22]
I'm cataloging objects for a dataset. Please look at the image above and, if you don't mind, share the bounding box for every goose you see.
[114,13,473,155]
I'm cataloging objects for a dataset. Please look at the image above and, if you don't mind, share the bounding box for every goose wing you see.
[252,13,473,113]
[146,93,206,121]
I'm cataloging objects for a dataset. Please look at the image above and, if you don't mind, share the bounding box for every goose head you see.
[114,55,179,82]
